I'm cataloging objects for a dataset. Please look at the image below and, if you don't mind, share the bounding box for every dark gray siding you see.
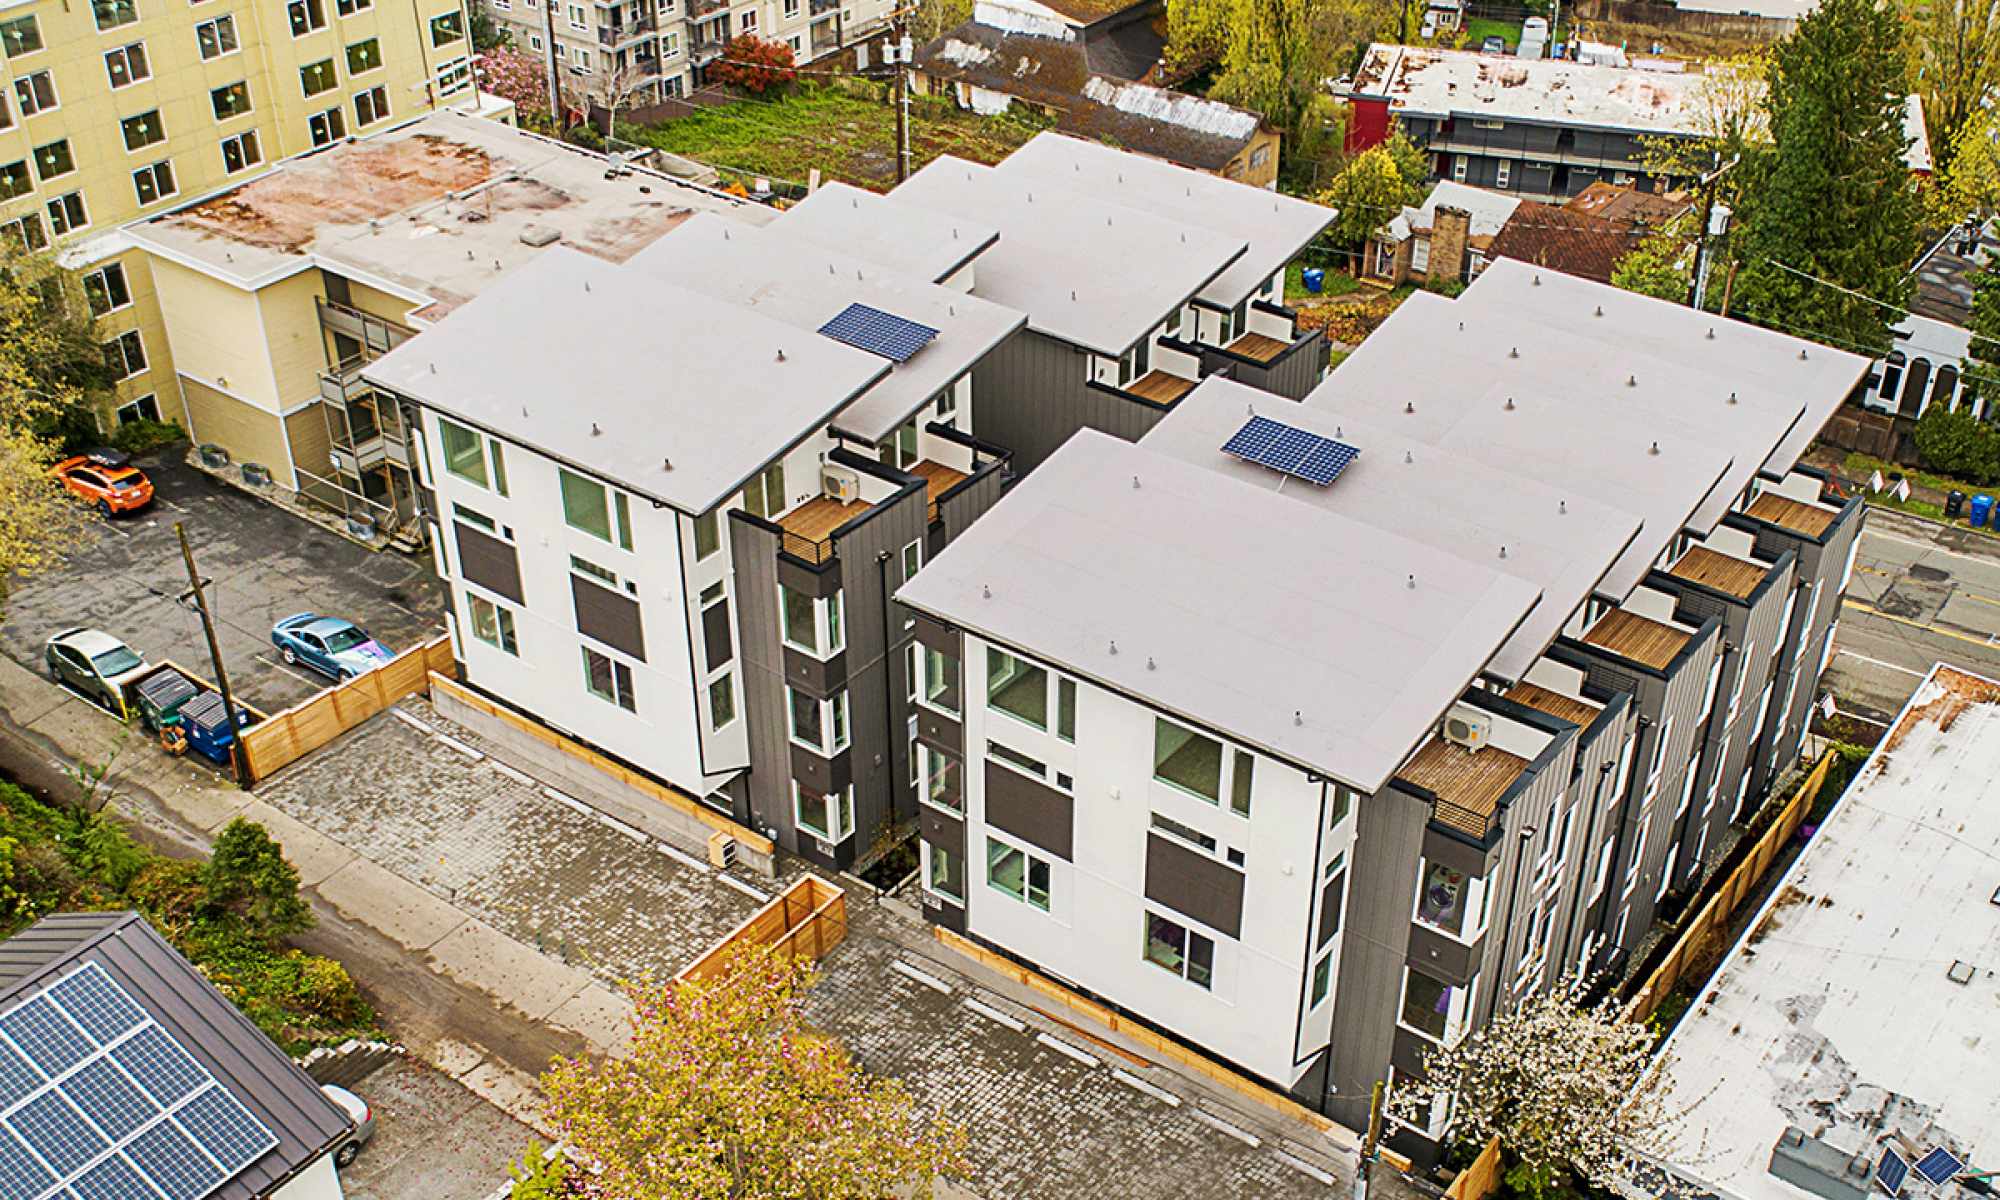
[730,512,792,845]
[985,761,1073,859]
[936,456,1006,544]
[1473,728,1579,1021]
[571,576,646,662]
[453,521,522,604]
[1325,784,1428,1131]
[1197,327,1328,402]
[970,329,1169,474]
[1142,834,1245,938]
[1548,691,1635,976]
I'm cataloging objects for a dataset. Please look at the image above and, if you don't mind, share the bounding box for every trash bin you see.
[1301,267,1326,294]
[1947,490,1966,519]
[180,691,253,767]
[1971,494,1994,528]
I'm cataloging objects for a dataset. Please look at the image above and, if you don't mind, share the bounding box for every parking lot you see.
[335,1056,539,1200]
[0,450,446,717]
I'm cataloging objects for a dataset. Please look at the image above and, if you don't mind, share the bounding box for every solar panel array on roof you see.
[1877,1146,1909,1195]
[0,963,276,1200]
[817,303,940,362]
[1913,1147,1963,1187]
[1222,415,1361,487]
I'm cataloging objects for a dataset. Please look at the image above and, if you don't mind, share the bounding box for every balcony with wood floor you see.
[1124,369,1198,407]
[910,460,967,524]
[1225,331,1291,364]
[1746,491,1837,540]
[1399,733,1530,843]
[777,495,867,565]
[1583,607,1691,672]
[1668,545,1767,602]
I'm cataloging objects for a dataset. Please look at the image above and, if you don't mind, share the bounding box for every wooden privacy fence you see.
[676,875,848,984]
[238,634,457,782]
[1624,750,1836,1022]
[1445,1138,1505,1200]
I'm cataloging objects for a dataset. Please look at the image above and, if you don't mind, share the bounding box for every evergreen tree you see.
[1731,0,1922,357]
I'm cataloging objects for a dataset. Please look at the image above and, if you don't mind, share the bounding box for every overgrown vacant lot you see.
[626,86,1050,191]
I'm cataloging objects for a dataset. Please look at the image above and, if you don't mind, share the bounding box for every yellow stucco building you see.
[0,0,478,427]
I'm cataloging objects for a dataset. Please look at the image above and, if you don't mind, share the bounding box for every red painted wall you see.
[1346,97,1392,155]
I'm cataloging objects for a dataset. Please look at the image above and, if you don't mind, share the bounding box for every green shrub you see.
[107,419,185,455]
[205,818,313,941]
[1911,404,2000,485]
[1424,275,1468,299]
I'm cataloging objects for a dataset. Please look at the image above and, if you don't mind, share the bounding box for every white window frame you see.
[466,593,519,655]
[791,779,854,842]
[920,840,961,903]
[1451,155,1467,182]
[917,742,959,813]
[1494,159,1511,188]
[82,263,132,317]
[196,14,238,59]
[1412,858,1488,943]
[220,129,262,174]
[915,642,959,718]
[1141,908,1216,992]
[1397,966,1474,1046]
[778,583,844,658]
[985,834,1051,912]
[787,685,850,755]
[104,40,150,87]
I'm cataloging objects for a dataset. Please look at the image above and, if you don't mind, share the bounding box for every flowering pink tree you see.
[476,47,552,128]
[542,944,968,1199]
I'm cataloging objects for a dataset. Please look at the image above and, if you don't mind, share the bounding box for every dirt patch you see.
[1884,665,2000,752]
[169,135,496,254]
[1746,884,1809,944]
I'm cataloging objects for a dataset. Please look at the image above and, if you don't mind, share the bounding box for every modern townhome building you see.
[1345,45,1931,201]
[0,911,357,1199]
[487,0,895,106]
[121,109,767,541]
[893,258,1866,1154]
[0,0,482,429]
[913,0,1283,187]
[847,132,1331,474]
[363,209,1028,872]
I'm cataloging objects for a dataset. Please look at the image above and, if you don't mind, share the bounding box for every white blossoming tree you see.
[1388,978,1689,1196]
[542,942,968,1200]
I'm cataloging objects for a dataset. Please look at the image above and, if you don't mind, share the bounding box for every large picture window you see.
[788,687,849,754]
[792,781,853,842]
[986,648,1047,730]
[779,585,843,658]
[1153,718,1223,803]
[986,838,1049,911]
[559,468,632,549]
[1142,912,1213,990]
[919,645,960,715]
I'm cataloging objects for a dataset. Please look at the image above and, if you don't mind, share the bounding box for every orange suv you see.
[51,449,154,517]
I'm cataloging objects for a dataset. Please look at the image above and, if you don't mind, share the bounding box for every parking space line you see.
[487,761,533,787]
[653,841,712,875]
[1035,1032,1100,1068]
[1273,1151,1334,1185]
[890,960,954,995]
[431,733,484,761]
[390,708,435,735]
[1833,649,1926,679]
[254,653,325,688]
[716,873,766,902]
[963,997,1026,1032]
[1191,1108,1260,1148]
[1110,1068,1182,1107]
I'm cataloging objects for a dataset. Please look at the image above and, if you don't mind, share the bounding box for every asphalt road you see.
[0,450,446,717]
[1823,507,2000,726]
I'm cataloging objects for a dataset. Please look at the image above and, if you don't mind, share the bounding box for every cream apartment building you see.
[0,0,476,429]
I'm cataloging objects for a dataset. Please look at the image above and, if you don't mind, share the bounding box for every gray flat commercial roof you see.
[1651,665,2000,1200]
[1308,260,1864,596]
[777,181,999,284]
[993,132,1333,309]
[363,246,889,514]
[1144,377,1641,682]
[895,429,1542,793]
[626,215,1027,446]
[0,913,350,1200]
[885,155,1248,356]
[125,110,770,321]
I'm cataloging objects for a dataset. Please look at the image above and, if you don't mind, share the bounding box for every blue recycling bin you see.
[1301,267,1326,294]
[1971,494,1994,528]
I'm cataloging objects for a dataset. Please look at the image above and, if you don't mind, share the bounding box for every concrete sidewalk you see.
[0,652,1356,1196]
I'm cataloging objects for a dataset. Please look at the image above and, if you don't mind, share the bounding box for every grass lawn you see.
[1840,450,2000,536]
[1285,261,1362,302]
[624,85,1051,192]
[1461,16,1518,49]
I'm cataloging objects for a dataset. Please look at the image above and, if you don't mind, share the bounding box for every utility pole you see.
[892,8,912,182]
[542,0,565,128]
[176,523,253,789]
[1686,152,1738,311]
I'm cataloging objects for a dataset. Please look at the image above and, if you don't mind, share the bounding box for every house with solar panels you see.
[363,213,1030,873]
[892,258,1868,1156]
[0,911,354,1200]
[778,133,1336,477]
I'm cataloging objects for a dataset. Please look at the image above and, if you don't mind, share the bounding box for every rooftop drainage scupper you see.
[1222,413,1360,487]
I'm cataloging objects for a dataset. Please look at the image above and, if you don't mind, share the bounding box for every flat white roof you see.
[1307,260,1866,596]
[1143,377,1641,682]
[362,247,889,515]
[1352,44,1718,137]
[126,110,769,319]
[626,215,1027,445]
[992,132,1334,308]
[1652,664,2000,1200]
[778,181,999,284]
[885,156,1247,356]
[895,429,1542,794]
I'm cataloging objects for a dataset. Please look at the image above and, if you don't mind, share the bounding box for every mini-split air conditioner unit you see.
[1443,705,1493,752]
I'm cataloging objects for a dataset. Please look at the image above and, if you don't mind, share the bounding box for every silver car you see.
[321,1084,375,1168]
[44,628,150,715]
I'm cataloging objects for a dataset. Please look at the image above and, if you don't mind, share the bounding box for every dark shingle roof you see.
[0,912,351,1199]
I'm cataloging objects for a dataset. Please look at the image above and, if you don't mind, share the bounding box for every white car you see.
[321,1084,375,1168]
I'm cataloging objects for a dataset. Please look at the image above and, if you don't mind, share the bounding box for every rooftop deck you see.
[1504,681,1601,727]
[1400,735,1530,840]
[778,495,868,563]
[911,460,969,523]
[1226,332,1290,364]
[1669,545,1767,601]
[1746,492,1837,539]
[1126,369,1199,407]
[1583,607,1691,671]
